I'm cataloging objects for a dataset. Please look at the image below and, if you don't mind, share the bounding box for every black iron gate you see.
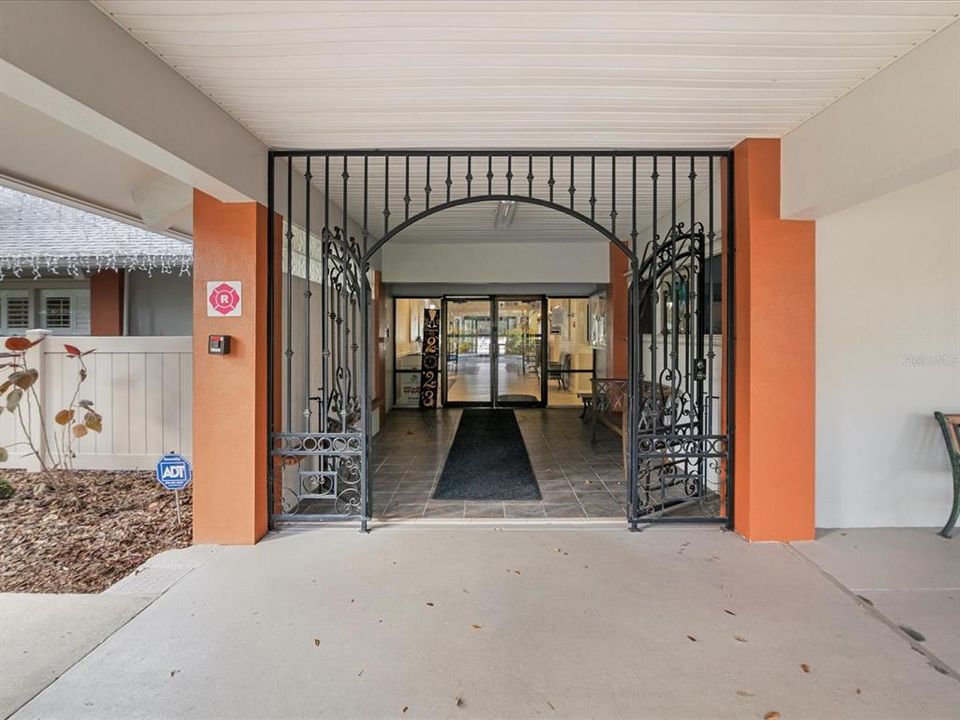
[267,150,734,531]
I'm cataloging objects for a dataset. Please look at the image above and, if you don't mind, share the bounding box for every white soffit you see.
[93,1,960,150]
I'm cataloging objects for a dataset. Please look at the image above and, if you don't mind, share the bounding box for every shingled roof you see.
[0,185,192,280]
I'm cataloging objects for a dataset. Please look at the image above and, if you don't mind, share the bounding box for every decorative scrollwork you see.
[323,226,365,299]
[633,219,726,520]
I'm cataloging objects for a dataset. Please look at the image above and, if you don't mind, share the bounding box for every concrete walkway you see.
[7,526,960,720]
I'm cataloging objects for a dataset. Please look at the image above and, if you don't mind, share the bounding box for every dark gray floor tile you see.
[382,503,427,519]
[422,503,465,518]
[540,491,579,504]
[543,503,586,518]
[464,503,505,518]
[403,471,439,483]
[504,503,547,518]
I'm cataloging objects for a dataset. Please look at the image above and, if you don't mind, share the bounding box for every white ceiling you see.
[91,1,959,244]
[94,1,959,149]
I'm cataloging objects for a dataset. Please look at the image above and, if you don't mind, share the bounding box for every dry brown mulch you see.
[0,469,192,593]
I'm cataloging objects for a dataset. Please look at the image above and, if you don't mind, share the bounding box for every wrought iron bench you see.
[590,378,627,441]
[935,411,960,538]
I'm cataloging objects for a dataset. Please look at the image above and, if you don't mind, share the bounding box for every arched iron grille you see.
[267,149,734,532]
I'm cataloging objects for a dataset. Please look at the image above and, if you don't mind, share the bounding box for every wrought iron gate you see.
[267,150,734,530]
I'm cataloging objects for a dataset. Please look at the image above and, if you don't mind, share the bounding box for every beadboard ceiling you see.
[93,1,959,245]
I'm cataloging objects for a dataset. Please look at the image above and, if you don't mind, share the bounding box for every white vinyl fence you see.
[1,334,192,471]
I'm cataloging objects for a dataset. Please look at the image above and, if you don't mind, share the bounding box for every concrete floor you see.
[793,528,960,672]
[6,527,959,720]
[0,593,150,718]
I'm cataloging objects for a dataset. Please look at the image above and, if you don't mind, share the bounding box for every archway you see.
[267,150,733,532]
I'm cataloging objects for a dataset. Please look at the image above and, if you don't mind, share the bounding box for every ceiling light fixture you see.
[493,200,517,230]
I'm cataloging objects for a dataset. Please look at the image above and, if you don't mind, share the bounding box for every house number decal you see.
[419,308,440,408]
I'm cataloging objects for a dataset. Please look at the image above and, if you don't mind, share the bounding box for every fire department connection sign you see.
[207,281,242,317]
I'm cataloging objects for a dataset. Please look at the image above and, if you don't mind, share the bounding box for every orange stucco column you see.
[191,190,280,544]
[607,245,629,377]
[89,270,124,336]
[732,139,815,542]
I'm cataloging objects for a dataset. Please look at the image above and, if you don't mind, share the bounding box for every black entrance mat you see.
[434,409,541,501]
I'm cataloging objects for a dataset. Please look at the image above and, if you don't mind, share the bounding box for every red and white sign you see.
[206,281,242,317]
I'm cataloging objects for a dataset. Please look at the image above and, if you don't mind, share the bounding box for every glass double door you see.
[442,296,546,407]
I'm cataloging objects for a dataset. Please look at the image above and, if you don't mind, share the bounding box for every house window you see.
[0,291,33,334]
[44,296,72,328]
[7,296,30,328]
[38,289,91,335]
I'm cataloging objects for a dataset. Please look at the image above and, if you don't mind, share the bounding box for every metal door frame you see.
[266,149,735,531]
[442,295,547,409]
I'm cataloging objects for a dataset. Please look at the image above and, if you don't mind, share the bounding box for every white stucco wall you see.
[816,168,960,528]
[782,21,960,221]
[380,242,609,284]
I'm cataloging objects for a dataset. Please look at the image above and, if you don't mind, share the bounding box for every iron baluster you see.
[589,155,596,221]
[445,155,452,203]
[425,155,432,210]
[404,156,411,221]
[548,156,555,203]
[303,159,312,434]
[610,156,617,236]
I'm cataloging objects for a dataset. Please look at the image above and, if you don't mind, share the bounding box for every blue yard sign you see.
[156,453,192,491]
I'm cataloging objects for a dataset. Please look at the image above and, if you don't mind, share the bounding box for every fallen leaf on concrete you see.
[899,625,926,642]
[471,624,482,630]
[735,635,748,643]
[801,663,810,673]
[314,638,320,647]
[515,569,521,575]
[764,713,780,720]
[686,635,697,642]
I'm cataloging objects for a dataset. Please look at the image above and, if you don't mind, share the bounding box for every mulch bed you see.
[0,469,192,593]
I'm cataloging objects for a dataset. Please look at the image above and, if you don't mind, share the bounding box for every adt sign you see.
[156,453,192,491]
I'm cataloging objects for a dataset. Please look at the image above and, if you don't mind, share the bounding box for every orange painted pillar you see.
[191,190,280,544]
[732,139,815,542]
[608,245,629,377]
[89,270,124,336]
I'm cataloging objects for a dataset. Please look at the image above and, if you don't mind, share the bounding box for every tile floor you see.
[372,408,627,519]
